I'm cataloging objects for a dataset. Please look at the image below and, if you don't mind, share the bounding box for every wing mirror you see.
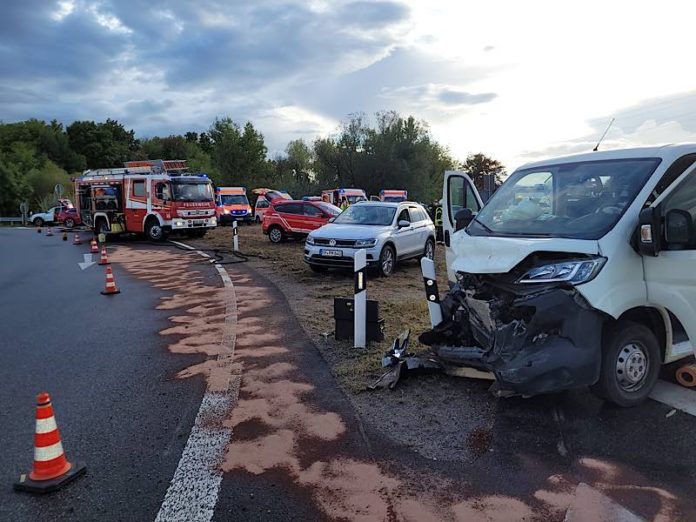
[454,208,474,231]
[397,220,410,228]
[665,209,692,247]
[636,206,662,256]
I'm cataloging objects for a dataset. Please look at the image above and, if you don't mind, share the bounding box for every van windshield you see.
[219,194,248,205]
[468,158,661,240]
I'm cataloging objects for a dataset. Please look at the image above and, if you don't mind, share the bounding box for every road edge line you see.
[154,240,239,522]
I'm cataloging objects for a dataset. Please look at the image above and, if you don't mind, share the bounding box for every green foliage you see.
[0,113,505,216]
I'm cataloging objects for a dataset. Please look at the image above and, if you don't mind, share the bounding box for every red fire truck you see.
[74,159,217,241]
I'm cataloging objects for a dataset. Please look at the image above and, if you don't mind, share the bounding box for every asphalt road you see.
[0,228,207,521]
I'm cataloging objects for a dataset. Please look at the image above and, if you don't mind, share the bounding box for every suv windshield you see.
[172,181,214,202]
[468,158,661,240]
[334,205,396,225]
[220,194,248,205]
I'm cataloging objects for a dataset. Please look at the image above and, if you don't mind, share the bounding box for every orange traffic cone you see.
[90,238,99,253]
[73,233,81,245]
[46,227,54,237]
[62,231,68,241]
[101,266,120,295]
[14,392,86,493]
[98,246,110,266]
[37,226,42,234]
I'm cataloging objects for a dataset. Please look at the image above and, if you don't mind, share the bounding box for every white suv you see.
[304,201,436,276]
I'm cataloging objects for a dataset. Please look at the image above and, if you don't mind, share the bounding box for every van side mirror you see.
[454,208,474,231]
[665,209,692,246]
[637,206,662,257]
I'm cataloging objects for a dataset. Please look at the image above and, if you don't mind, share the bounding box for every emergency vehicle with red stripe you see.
[74,159,217,241]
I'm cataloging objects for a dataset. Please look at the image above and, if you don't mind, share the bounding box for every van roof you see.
[519,143,696,171]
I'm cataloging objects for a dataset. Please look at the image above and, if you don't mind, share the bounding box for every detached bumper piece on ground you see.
[369,330,443,390]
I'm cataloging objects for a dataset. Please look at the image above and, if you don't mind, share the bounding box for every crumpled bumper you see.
[420,275,607,397]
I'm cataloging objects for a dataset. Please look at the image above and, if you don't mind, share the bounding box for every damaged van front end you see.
[420,254,609,396]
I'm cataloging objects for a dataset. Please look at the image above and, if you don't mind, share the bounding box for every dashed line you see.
[155,241,239,522]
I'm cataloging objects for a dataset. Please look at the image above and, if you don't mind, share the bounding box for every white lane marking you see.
[155,241,239,522]
[650,380,696,417]
[564,483,644,522]
[78,253,95,270]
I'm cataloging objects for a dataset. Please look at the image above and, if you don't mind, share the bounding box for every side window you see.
[277,203,301,214]
[448,176,481,224]
[304,204,322,216]
[274,204,288,214]
[663,172,696,250]
[397,208,411,223]
[257,199,269,208]
[155,182,170,201]
[133,180,146,198]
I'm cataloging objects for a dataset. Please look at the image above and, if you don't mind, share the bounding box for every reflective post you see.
[232,220,239,252]
[354,249,367,348]
[421,257,443,327]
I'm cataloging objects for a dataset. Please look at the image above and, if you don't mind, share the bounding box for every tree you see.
[66,119,139,168]
[462,153,506,190]
[208,118,270,187]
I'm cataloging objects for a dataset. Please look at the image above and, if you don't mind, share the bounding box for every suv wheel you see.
[269,226,284,243]
[33,217,44,227]
[592,321,660,407]
[378,245,395,277]
[64,217,75,228]
[423,238,435,260]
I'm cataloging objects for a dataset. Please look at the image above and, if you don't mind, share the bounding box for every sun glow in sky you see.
[4,0,696,171]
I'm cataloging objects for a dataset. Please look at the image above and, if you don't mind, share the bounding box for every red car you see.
[56,207,81,228]
[262,200,341,243]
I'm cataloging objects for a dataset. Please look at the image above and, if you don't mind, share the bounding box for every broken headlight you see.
[517,257,606,285]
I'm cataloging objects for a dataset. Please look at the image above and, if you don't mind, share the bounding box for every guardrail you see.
[0,217,26,224]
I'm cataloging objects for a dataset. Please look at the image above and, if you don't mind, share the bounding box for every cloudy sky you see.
[3,0,696,170]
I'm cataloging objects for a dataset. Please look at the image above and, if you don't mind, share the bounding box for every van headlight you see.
[517,257,607,285]
[354,238,377,248]
[306,236,315,245]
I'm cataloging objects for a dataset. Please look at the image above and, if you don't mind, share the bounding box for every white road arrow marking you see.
[78,253,95,270]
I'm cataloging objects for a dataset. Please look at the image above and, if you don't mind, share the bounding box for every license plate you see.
[321,249,342,257]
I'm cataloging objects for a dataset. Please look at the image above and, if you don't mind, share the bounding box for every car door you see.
[642,162,696,358]
[394,207,419,256]
[276,202,303,232]
[302,203,326,231]
[443,171,484,281]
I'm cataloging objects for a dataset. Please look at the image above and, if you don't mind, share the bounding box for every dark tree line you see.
[0,113,505,215]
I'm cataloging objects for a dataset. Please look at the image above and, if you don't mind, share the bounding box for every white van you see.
[431,145,696,406]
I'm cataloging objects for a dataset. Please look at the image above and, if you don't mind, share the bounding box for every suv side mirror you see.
[637,206,662,257]
[397,220,410,228]
[454,208,474,231]
[665,209,692,246]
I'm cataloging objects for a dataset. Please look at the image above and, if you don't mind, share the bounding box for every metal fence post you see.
[354,249,367,348]
[421,257,443,327]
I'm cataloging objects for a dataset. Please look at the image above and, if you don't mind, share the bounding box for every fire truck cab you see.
[75,160,217,241]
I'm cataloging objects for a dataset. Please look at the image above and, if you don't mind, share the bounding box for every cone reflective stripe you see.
[101,266,120,295]
[73,233,81,245]
[46,227,54,237]
[90,239,99,253]
[98,246,110,265]
[14,392,86,493]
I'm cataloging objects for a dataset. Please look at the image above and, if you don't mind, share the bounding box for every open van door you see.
[442,171,484,283]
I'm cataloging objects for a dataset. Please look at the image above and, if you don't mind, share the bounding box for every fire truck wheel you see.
[145,218,165,242]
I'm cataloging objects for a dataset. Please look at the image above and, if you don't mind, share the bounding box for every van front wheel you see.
[592,321,660,407]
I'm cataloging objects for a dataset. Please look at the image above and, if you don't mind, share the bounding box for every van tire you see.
[592,321,660,407]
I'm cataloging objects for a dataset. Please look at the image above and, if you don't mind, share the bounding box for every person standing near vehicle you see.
[340,197,349,211]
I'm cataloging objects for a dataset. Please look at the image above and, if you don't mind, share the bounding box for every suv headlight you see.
[306,236,315,245]
[518,257,607,285]
[354,238,377,248]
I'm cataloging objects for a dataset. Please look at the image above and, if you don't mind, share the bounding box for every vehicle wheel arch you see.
[93,213,110,233]
[143,213,164,229]
[382,240,397,257]
[610,306,668,362]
